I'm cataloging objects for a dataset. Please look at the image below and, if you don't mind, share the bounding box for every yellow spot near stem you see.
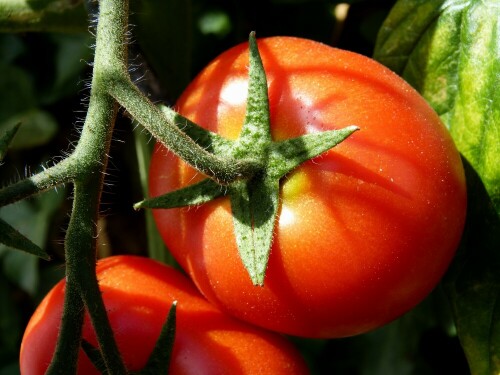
[282,169,311,201]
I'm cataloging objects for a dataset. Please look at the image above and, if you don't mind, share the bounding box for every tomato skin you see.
[20,256,309,375]
[149,37,467,338]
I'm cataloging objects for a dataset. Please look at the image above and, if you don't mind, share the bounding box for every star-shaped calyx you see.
[135,32,358,286]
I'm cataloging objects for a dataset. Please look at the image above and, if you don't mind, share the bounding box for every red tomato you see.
[20,255,309,374]
[149,37,467,338]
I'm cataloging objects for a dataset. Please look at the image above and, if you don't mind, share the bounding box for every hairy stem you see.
[108,75,260,185]
[0,157,75,206]
[47,0,130,372]
[45,278,85,375]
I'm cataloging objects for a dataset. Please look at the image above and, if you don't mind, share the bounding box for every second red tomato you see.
[20,256,309,374]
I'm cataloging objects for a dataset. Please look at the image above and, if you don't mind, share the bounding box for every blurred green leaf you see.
[36,263,65,304]
[0,123,20,160]
[3,109,58,149]
[374,1,500,374]
[0,189,65,295]
[357,290,456,375]
[374,0,500,212]
[133,125,171,264]
[444,162,500,375]
[2,250,40,296]
[300,289,463,375]
[0,63,58,150]
[0,363,20,375]
[131,0,192,101]
[0,0,88,33]
[198,10,231,37]
[0,64,36,124]
[0,35,25,64]
[41,34,92,104]
[0,35,89,148]
[0,273,21,356]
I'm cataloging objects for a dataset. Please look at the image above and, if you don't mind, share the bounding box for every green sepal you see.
[136,301,177,375]
[134,178,224,210]
[230,176,279,286]
[269,125,359,178]
[0,123,20,161]
[0,218,50,260]
[159,105,232,155]
[80,302,177,375]
[233,31,271,161]
[224,32,278,286]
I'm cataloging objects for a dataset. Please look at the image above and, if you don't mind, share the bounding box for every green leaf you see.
[0,189,65,293]
[0,0,88,33]
[133,123,171,264]
[0,123,20,161]
[0,64,36,124]
[374,2,500,374]
[2,241,43,296]
[42,34,93,104]
[198,10,231,37]
[374,0,500,212]
[293,288,459,375]
[0,63,58,149]
[3,109,58,149]
[443,162,500,375]
[0,363,20,375]
[0,35,25,64]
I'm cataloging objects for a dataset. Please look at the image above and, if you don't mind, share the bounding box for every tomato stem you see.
[47,0,130,371]
[108,72,261,185]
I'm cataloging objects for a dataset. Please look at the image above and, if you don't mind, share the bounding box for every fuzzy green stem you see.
[108,75,260,185]
[48,100,127,375]
[0,157,75,206]
[47,0,130,372]
[45,278,85,375]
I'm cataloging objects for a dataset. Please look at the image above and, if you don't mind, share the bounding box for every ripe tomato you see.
[149,37,467,338]
[20,256,309,374]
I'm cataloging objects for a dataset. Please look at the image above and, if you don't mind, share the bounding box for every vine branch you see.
[108,75,261,185]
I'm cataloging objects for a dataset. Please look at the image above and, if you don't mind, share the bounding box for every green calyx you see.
[135,32,358,286]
